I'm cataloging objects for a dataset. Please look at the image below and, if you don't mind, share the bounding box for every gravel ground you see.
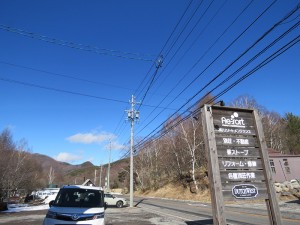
[106,207,186,225]
[0,207,187,225]
[0,199,299,225]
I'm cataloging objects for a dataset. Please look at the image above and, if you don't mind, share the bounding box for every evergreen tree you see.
[284,113,300,154]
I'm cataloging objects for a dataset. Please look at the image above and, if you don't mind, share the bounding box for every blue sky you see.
[1,0,299,165]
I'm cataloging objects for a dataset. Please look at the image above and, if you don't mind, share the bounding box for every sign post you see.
[201,105,282,225]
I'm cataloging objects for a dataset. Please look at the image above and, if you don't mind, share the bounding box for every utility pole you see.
[107,140,112,192]
[94,169,97,186]
[99,164,103,188]
[126,95,139,207]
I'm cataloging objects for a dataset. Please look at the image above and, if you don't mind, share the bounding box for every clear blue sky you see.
[1,0,299,165]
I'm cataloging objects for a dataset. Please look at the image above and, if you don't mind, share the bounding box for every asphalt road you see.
[0,197,299,225]
[133,196,300,225]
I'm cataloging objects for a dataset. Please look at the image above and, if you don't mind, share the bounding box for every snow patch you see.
[2,204,49,213]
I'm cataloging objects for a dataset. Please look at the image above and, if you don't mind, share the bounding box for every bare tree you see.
[230,95,266,113]
[261,112,285,151]
[0,129,42,201]
[180,117,201,192]
[48,166,55,185]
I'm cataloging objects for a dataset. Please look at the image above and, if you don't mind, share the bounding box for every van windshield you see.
[53,188,103,208]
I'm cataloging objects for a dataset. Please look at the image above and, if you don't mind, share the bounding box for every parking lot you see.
[0,206,185,225]
[1,197,300,225]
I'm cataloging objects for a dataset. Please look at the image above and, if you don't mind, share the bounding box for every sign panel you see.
[232,184,258,199]
[201,105,282,225]
[220,170,265,182]
[219,158,263,169]
[217,146,261,157]
[215,136,258,147]
[210,107,265,200]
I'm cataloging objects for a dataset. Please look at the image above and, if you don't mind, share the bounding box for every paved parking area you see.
[106,207,186,225]
[0,206,185,225]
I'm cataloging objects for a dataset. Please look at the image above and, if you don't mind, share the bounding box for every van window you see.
[53,188,103,208]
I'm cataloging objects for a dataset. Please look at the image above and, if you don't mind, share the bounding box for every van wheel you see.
[116,201,123,208]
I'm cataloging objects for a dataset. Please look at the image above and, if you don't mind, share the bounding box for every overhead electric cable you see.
[136,0,278,135]
[141,0,212,96]
[206,35,300,105]
[0,60,133,91]
[120,1,299,158]
[0,24,155,61]
[135,34,299,151]
[163,0,204,59]
[113,1,195,148]
[133,3,300,149]
[150,0,252,97]
[153,0,215,80]
[137,57,163,110]
[134,0,194,98]
[0,76,178,110]
[137,0,253,130]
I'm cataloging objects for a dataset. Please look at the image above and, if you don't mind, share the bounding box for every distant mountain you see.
[33,153,80,173]
[31,153,129,188]
[80,161,94,168]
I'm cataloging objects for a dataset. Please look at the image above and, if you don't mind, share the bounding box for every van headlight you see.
[46,211,57,219]
[92,212,104,219]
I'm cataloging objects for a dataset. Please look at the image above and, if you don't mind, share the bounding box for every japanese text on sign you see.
[222,138,249,145]
[218,128,252,134]
[222,160,257,167]
[226,148,249,156]
[228,172,256,180]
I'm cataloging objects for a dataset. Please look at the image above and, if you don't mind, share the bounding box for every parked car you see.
[104,193,127,208]
[42,185,106,225]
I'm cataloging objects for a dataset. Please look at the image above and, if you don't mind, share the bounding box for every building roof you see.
[268,148,300,158]
[82,179,95,186]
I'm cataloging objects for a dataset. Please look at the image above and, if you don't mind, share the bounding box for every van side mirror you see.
[49,200,54,207]
[104,202,108,210]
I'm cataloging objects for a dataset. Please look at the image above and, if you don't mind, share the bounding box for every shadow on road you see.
[134,198,147,207]
[286,199,300,204]
[185,219,213,225]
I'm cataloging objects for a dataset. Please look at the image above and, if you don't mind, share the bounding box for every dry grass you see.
[135,183,211,202]
[135,184,299,204]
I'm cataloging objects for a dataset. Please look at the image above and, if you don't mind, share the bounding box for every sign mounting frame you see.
[201,104,282,225]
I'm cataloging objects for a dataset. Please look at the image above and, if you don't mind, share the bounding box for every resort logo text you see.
[221,112,245,128]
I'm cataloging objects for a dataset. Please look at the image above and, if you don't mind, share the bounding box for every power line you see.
[134,0,195,99]
[0,24,155,62]
[121,0,279,155]
[135,0,277,136]
[0,76,178,110]
[148,0,229,99]
[131,3,300,152]
[139,0,210,98]
[0,60,133,91]
[135,34,299,152]
[133,0,218,135]
[163,0,205,59]
[137,56,163,110]
[116,0,196,145]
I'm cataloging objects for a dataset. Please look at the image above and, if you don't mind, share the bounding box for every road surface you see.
[0,196,299,225]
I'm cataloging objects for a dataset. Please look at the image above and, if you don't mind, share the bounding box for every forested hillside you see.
[1,95,299,201]
[132,95,300,193]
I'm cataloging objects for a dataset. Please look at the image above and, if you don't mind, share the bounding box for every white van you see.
[42,185,106,225]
